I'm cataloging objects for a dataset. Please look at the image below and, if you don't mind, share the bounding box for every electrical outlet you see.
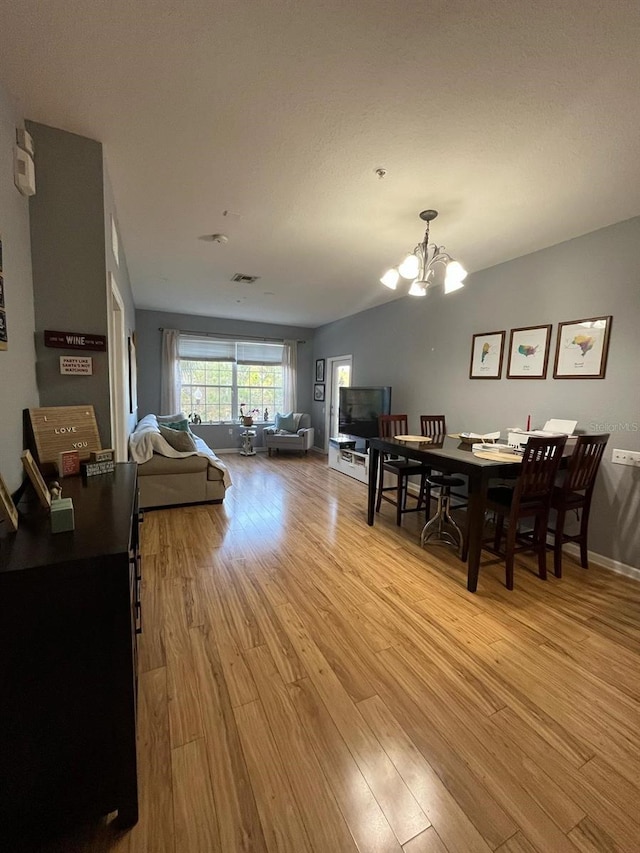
[612,448,640,466]
[228,428,233,435]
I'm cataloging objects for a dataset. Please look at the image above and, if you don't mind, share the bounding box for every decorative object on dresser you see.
[0,464,141,844]
[58,448,81,477]
[0,471,18,531]
[26,405,102,474]
[20,449,51,507]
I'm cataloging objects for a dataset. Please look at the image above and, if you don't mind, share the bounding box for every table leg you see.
[465,476,488,593]
[367,446,379,525]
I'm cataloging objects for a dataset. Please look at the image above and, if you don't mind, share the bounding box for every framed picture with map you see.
[507,324,552,379]
[553,315,612,379]
[469,330,505,379]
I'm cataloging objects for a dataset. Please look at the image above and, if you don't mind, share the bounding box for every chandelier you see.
[380,209,467,297]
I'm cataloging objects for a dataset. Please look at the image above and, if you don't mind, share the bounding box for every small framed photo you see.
[469,331,505,379]
[314,383,325,402]
[554,315,612,379]
[0,472,18,531]
[21,449,51,508]
[507,324,552,379]
[315,358,325,383]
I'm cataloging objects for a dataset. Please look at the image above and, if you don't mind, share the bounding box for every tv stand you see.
[328,441,368,484]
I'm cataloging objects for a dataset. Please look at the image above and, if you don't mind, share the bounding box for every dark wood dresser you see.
[0,463,141,842]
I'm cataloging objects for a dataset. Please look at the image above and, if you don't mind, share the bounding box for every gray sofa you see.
[129,414,231,509]
[264,413,314,456]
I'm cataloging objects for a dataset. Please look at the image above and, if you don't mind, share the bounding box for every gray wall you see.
[135,308,315,450]
[26,122,122,447]
[0,86,39,492]
[313,217,640,568]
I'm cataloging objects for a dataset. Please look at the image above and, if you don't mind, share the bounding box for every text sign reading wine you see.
[45,329,107,351]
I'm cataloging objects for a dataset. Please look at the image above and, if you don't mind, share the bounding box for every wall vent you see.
[231,273,260,284]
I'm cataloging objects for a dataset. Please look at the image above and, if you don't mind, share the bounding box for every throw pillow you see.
[158,424,197,453]
[275,411,296,433]
[163,419,190,432]
[157,412,187,423]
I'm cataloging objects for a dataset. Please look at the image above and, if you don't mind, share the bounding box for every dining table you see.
[367,435,523,592]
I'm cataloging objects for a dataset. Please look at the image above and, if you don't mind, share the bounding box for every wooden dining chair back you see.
[379,414,409,440]
[485,434,567,590]
[550,433,609,577]
[376,414,430,526]
[420,415,446,439]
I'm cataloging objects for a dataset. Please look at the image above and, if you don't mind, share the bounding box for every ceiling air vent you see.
[231,273,260,284]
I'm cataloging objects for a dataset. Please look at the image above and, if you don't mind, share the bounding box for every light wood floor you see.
[51,452,640,852]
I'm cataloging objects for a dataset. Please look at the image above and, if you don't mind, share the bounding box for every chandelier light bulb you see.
[380,268,399,290]
[408,280,426,296]
[398,253,420,279]
[444,260,467,293]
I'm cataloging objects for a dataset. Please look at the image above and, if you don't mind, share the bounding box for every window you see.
[178,336,284,422]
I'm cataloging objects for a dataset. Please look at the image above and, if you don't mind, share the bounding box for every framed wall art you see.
[0,472,18,531]
[315,358,325,383]
[21,450,51,508]
[507,324,552,379]
[469,330,505,379]
[553,315,612,379]
[314,383,325,402]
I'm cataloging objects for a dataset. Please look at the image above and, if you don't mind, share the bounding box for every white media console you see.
[328,440,369,484]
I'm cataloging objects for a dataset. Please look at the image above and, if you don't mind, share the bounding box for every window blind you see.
[178,336,236,361]
[236,342,283,365]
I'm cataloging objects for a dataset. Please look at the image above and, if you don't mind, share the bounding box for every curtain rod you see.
[158,327,306,344]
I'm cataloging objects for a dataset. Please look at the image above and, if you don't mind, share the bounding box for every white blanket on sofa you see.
[129,415,232,488]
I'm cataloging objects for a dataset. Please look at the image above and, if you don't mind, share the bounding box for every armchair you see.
[264,413,314,456]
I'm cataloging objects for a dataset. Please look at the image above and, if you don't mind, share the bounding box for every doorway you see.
[324,355,352,449]
[108,273,128,462]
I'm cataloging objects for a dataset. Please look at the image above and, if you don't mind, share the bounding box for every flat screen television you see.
[338,386,392,450]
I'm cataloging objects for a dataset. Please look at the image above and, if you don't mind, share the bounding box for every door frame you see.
[324,354,352,451]
[108,273,128,462]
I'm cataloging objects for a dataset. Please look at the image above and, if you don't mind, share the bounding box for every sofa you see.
[129,414,231,509]
[264,413,314,456]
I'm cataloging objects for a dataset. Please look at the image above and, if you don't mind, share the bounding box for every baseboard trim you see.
[216,446,268,455]
[563,544,640,582]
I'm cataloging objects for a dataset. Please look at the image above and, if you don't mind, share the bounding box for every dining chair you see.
[420,415,446,439]
[376,414,431,526]
[419,414,468,512]
[484,435,567,590]
[549,433,609,577]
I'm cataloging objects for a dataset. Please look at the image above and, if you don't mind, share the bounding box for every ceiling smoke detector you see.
[231,273,260,284]
[198,233,229,243]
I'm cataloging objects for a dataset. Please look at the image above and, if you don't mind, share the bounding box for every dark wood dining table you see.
[367,435,523,592]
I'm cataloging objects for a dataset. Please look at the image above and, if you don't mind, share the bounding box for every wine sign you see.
[44,330,107,351]
[28,405,102,473]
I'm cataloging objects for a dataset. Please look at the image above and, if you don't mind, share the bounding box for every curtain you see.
[282,339,298,412]
[160,329,181,415]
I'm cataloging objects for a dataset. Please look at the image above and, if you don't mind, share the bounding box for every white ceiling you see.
[1,0,640,328]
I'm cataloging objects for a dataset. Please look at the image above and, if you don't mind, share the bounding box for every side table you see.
[240,429,257,456]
